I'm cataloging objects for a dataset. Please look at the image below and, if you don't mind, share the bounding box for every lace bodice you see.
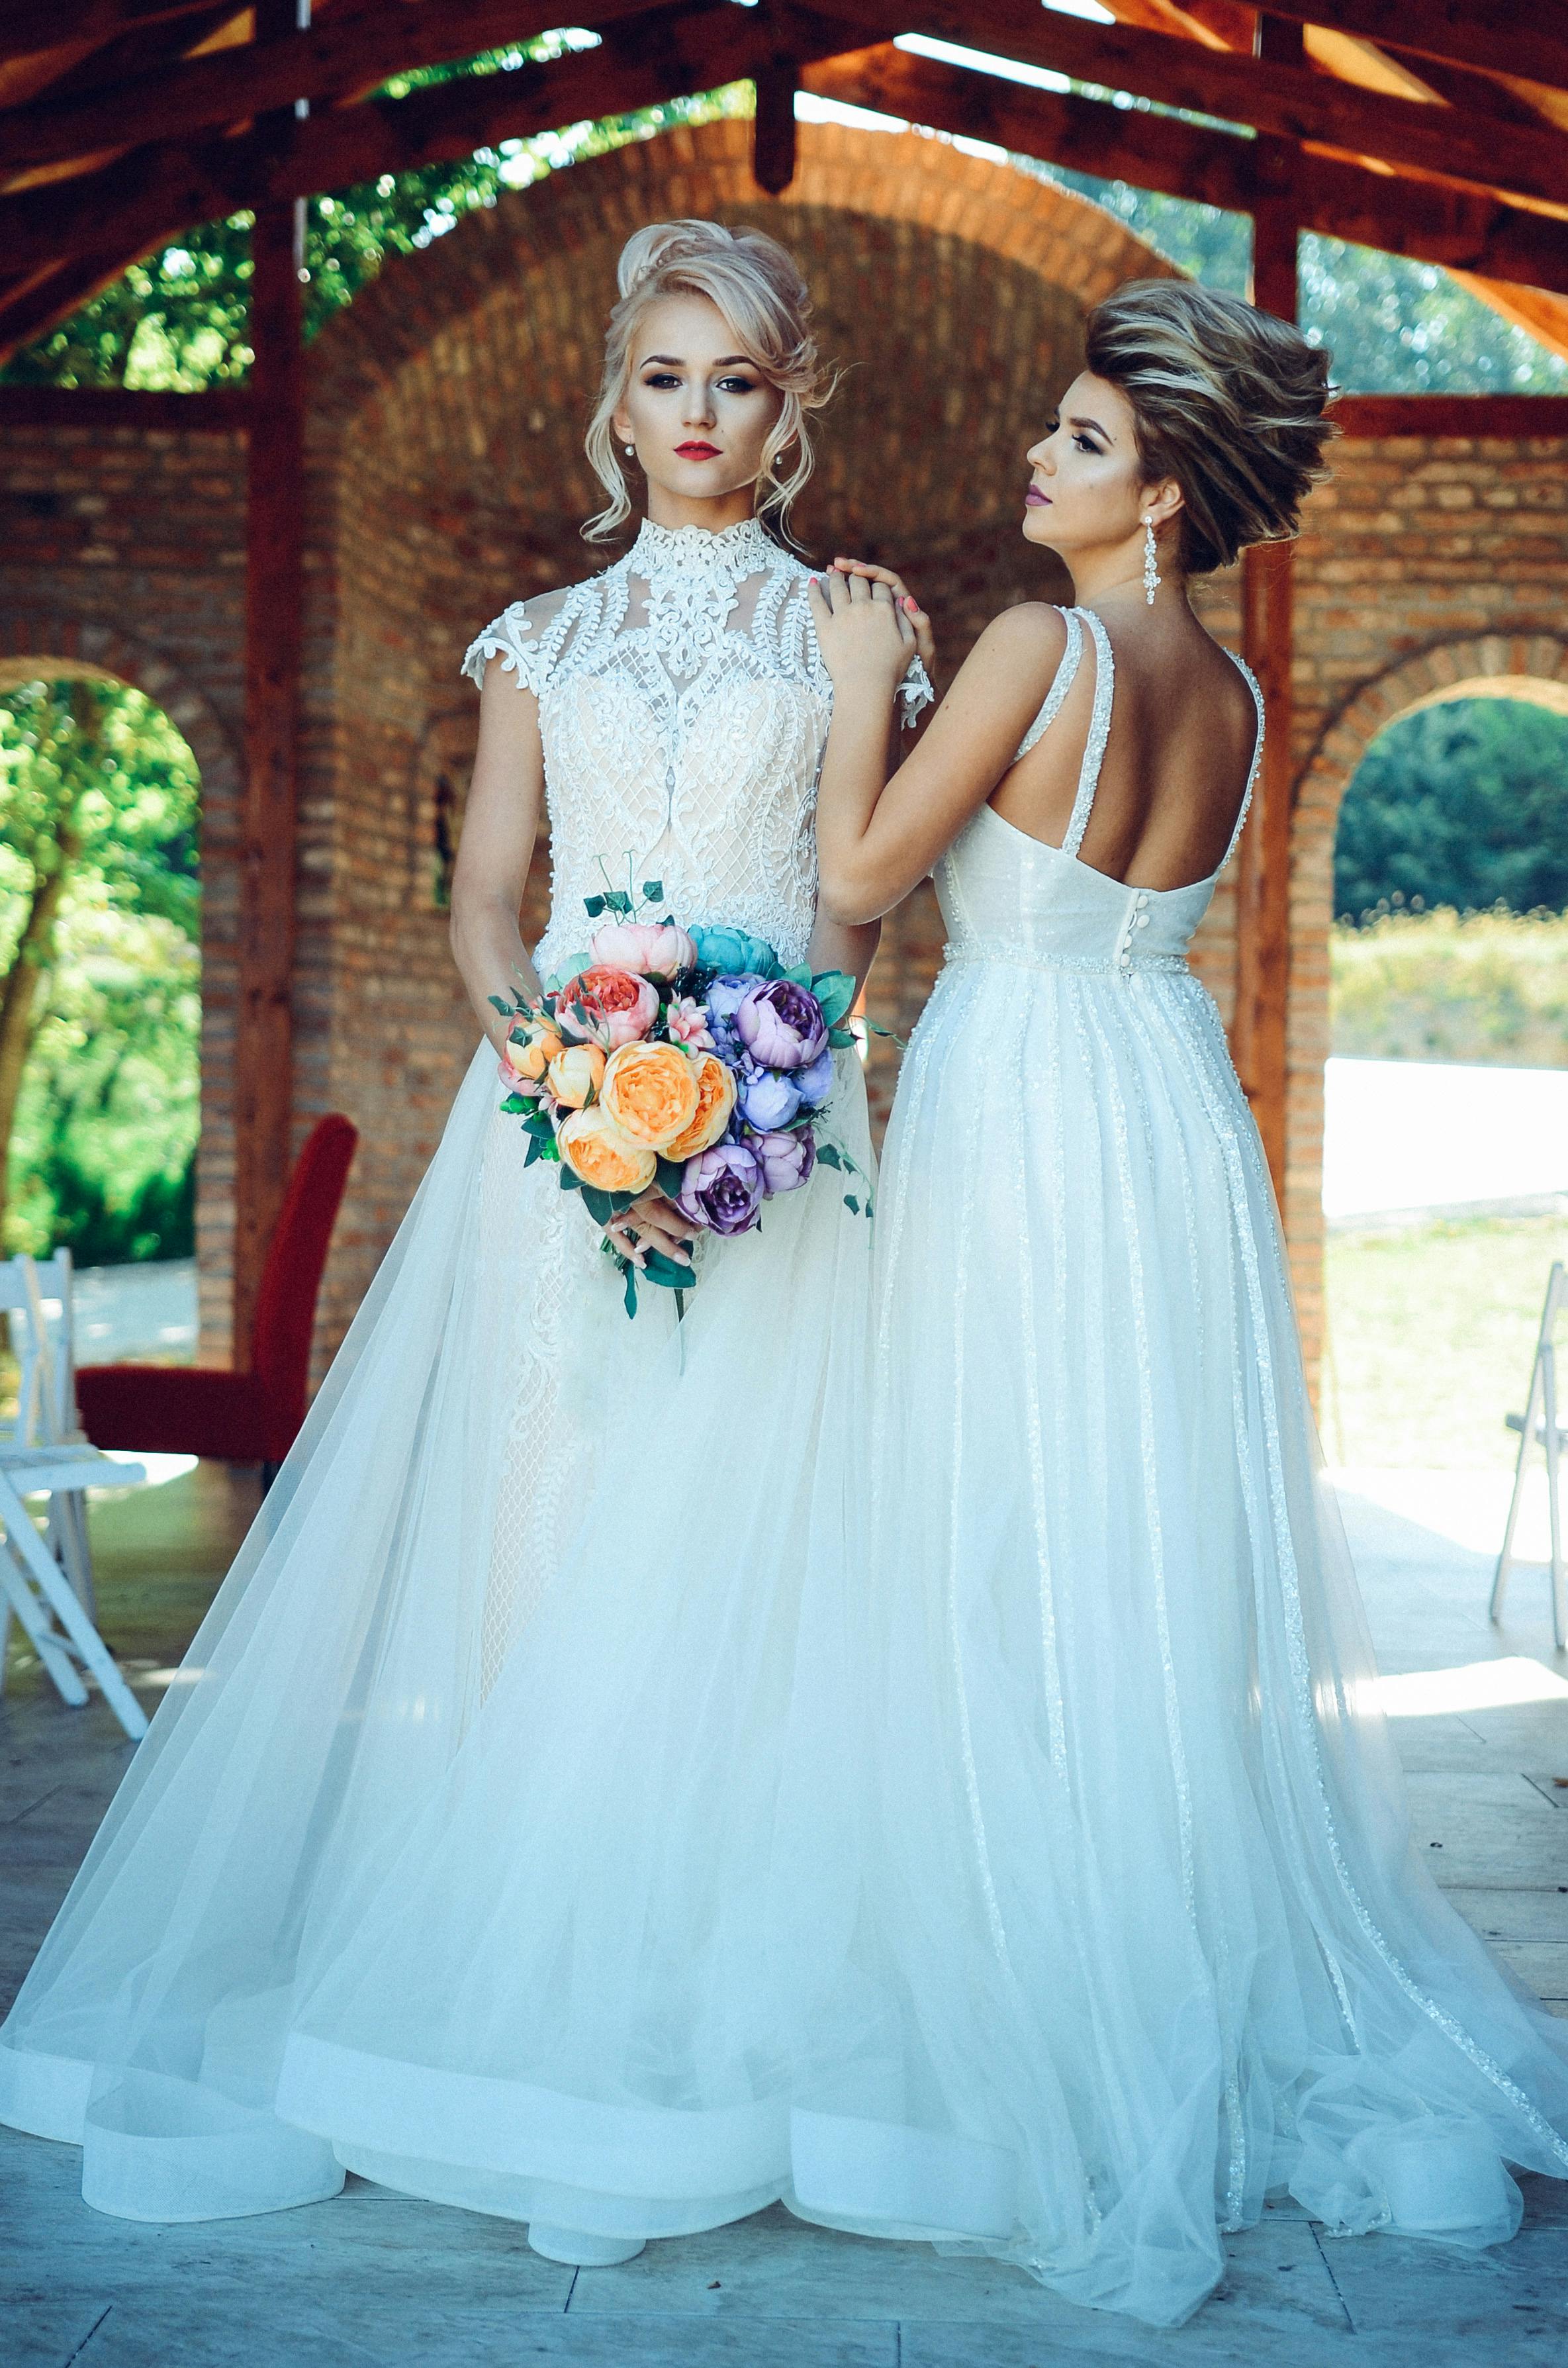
[938,605,1264,978]
[465,516,931,976]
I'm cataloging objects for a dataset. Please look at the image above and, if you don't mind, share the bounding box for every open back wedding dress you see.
[0,516,912,2245]
[782,605,1568,2326]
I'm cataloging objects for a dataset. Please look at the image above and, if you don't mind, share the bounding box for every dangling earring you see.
[1142,514,1161,605]
[624,442,635,458]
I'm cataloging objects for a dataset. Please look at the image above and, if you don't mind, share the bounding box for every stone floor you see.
[3,1462,1567,2366]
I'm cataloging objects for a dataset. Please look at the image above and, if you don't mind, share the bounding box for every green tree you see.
[0,681,200,1255]
[1334,697,1568,923]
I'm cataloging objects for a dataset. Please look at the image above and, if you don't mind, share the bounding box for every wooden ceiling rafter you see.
[1253,2,1568,98]
[1,0,1567,367]
[0,0,670,177]
[798,41,1568,295]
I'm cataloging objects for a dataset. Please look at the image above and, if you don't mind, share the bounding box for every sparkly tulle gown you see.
[780,604,1568,2324]
[0,516,919,2242]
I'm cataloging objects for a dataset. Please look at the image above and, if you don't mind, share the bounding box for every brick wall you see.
[0,418,247,1361]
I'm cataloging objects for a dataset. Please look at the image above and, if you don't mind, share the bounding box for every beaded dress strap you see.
[1217,648,1266,873]
[1061,607,1116,861]
[1013,607,1084,763]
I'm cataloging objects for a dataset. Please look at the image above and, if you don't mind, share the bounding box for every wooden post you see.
[1234,11,1301,1206]
[753,62,797,195]
[234,4,306,1359]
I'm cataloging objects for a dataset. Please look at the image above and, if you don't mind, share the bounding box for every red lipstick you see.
[676,441,721,459]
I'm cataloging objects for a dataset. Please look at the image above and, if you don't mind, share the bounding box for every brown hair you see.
[584,218,831,543]
[1084,278,1336,575]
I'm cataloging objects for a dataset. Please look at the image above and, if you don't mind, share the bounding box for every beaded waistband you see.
[941,939,1192,980]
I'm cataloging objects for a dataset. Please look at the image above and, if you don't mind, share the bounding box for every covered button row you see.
[1115,889,1152,971]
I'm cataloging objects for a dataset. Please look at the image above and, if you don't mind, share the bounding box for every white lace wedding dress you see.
[0,516,921,2242]
[782,607,1568,2326]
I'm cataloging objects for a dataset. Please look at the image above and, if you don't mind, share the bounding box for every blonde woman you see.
[0,221,928,2263]
[802,281,1568,2325]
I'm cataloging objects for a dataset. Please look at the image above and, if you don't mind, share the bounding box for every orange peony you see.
[510,1021,565,1082]
[547,1043,606,1109]
[661,1051,737,1162]
[557,1106,657,1196]
[600,1041,702,1152]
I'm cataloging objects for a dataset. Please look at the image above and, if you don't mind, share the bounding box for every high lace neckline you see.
[625,514,784,581]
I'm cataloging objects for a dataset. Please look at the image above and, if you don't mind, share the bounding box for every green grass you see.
[1322,1213,1565,1470]
[1332,907,1568,1066]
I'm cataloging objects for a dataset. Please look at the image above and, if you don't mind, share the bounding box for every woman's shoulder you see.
[970,599,1073,673]
[461,572,612,695]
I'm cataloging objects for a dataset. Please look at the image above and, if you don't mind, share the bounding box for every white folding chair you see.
[1491,1260,1566,1653]
[0,1253,149,1740]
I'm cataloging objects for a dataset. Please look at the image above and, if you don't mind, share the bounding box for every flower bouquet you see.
[490,878,871,1316]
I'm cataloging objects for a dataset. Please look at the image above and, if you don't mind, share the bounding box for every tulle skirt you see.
[0,1040,879,2238]
[778,957,1568,2327]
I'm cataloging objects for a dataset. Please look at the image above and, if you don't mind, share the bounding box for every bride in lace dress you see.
[0,221,927,2261]
[797,280,1568,2326]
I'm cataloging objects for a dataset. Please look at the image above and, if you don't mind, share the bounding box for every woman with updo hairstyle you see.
[0,216,938,2267]
[801,279,1568,2324]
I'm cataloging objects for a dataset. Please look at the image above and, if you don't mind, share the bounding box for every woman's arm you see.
[807,577,1069,927]
[449,655,546,1047]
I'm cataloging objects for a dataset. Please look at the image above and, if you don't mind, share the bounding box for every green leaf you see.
[580,1184,614,1225]
[782,963,813,988]
[843,1194,859,1214]
[655,1155,687,1196]
[623,1263,639,1319]
[559,1166,582,1193]
[641,1249,696,1289]
[584,894,606,918]
[828,1025,855,1049]
[487,994,514,1016]
[524,1134,541,1168]
[815,1142,843,1170]
[607,890,632,915]
[813,972,857,1026]
[499,1093,528,1115]
[641,878,663,902]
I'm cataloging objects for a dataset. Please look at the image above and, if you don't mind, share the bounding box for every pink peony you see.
[555,965,660,1049]
[590,920,697,981]
[665,995,716,1053]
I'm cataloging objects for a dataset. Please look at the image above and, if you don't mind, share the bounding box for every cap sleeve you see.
[461,587,578,697]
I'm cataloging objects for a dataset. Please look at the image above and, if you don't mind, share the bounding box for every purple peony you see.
[751,1125,816,1197]
[678,1140,764,1235]
[794,1044,835,1112]
[703,972,764,1063]
[736,978,828,1070]
[738,1066,802,1132]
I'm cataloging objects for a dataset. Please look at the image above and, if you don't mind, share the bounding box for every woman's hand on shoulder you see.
[828,556,935,677]
[807,567,916,695]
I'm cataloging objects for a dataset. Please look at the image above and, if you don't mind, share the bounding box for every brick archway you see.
[0,614,240,1359]
[1283,629,1568,1386]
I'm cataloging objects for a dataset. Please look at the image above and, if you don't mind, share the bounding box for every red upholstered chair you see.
[77,1115,358,1486]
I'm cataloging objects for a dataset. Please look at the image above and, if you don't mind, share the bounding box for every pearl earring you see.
[1142,515,1161,606]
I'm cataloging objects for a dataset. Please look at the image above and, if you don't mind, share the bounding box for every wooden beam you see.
[1232,10,1299,1207]
[1234,542,1293,1204]
[0,0,777,283]
[1250,3,1568,97]
[825,0,1568,212]
[753,62,797,195]
[0,0,669,175]
[233,0,306,1364]
[0,383,248,426]
[1331,393,1568,436]
[0,0,221,64]
[797,46,1568,297]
